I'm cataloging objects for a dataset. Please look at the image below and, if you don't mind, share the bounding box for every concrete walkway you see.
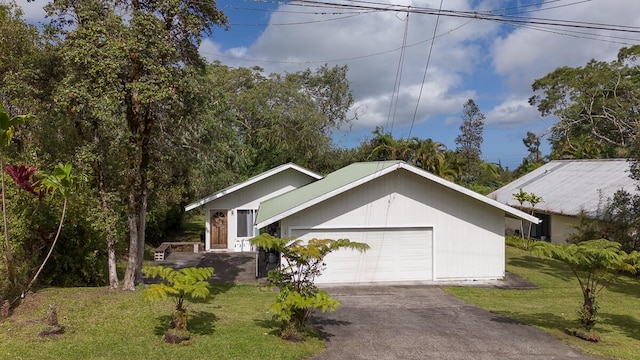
[311,285,600,360]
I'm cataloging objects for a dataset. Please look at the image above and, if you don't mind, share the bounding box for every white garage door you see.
[290,228,433,284]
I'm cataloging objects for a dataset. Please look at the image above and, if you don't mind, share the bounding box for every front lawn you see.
[446,246,640,360]
[0,284,324,360]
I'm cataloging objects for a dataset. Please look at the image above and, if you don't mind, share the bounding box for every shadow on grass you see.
[601,313,640,341]
[153,310,218,336]
[605,276,640,298]
[209,283,236,296]
[253,318,281,337]
[496,311,580,333]
[507,255,575,283]
[253,318,329,342]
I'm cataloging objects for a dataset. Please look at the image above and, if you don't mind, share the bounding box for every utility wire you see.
[386,10,410,133]
[289,0,640,33]
[408,0,443,139]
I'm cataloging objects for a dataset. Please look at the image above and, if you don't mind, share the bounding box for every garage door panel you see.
[290,228,433,284]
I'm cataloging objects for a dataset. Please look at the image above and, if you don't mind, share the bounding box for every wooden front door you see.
[210,211,228,249]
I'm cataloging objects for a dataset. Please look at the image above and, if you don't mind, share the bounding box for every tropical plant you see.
[403,137,446,174]
[142,266,214,335]
[0,104,33,299]
[512,189,529,238]
[251,233,369,340]
[532,239,638,332]
[511,189,543,238]
[368,127,407,161]
[23,163,76,296]
[525,192,543,238]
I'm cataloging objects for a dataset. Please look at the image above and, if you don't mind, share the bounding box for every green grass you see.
[0,284,324,360]
[446,246,640,360]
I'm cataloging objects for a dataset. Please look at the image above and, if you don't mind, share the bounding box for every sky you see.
[17,0,640,170]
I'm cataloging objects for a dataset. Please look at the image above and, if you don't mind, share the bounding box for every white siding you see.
[550,214,579,244]
[281,169,506,281]
[204,169,317,250]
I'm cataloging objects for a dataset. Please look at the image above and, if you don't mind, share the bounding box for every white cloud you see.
[238,0,502,133]
[485,97,539,128]
[492,1,640,90]
[483,1,640,131]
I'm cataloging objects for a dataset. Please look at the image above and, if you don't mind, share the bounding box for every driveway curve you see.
[311,286,600,360]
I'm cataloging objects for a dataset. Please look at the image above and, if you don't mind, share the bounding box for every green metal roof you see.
[255,160,540,228]
[255,161,403,225]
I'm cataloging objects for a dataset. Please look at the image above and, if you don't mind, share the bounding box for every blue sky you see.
[19,0,640,169]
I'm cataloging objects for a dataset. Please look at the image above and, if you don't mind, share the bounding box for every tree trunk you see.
[93,155,119,289]
[134,121,152,284]
[580,288,596,330]
[135,184,147,284]
[122,171,139,290]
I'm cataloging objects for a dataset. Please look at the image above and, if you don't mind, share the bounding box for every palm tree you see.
[435,151,463,182]
[369,127,407,161]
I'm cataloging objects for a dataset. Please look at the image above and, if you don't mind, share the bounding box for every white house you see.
[489,159,638,244]
[185,163,322,252]
[255,161,538,284]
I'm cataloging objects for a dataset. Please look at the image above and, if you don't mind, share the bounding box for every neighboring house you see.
[185,163,322,252]
[255,161,538,284]
[489,159,638,244]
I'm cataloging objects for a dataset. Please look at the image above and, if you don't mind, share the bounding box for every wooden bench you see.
[153,241,201,261]
[153,243,171,261]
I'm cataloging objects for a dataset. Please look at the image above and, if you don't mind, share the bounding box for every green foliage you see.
[530,46,640,159]
[251,233,369,339]
[505,235,535,251]
[455,99,485,183]
[531,239,637,331]
[511,189,543,238]
[143,266,214,331]
[206,62,355,175]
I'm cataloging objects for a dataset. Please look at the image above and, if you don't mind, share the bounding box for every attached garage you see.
[256,161,539,285]
[291,227,433,284]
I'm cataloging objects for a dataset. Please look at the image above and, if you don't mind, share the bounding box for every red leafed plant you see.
[5,164,40,196]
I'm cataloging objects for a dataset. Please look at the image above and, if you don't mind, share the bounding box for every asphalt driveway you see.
[310,286,600,360]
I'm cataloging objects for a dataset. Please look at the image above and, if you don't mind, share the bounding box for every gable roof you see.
[255,160,539,228]
[489,159,638,217]
[184,163,323,212]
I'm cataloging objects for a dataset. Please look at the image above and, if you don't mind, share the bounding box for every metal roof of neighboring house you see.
[489,159,638,217]
[255,160,539,228]
[184,163,323,212]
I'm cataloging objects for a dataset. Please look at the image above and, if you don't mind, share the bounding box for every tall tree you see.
[455,99,485,183]
[207,63,355,174]
[45,0,228,290]
[530,46,640,159]
[514,132,544,177]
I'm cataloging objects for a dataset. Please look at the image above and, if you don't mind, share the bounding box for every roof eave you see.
[184,163,322,212]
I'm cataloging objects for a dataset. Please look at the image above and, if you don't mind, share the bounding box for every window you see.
[237,210,256,237]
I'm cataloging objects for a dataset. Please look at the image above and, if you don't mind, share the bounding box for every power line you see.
[289,0,640,34]
[408,0,444,139]
[386,10,410,133]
